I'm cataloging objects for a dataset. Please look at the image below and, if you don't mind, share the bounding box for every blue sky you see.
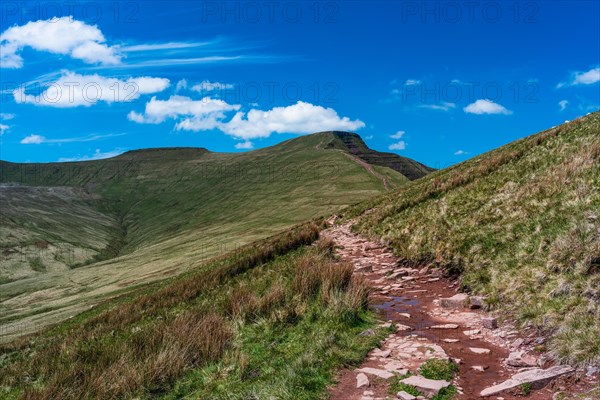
[0,1,598,167]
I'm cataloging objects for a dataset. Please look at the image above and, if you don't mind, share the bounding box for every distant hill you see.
[349,111,600,366]
[0,130,432,341]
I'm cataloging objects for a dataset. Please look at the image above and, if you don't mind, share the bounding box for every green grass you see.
[27,257,45,272]
[388,359,459,399]
[348,111,600,366]
[419,359,459,382]
[0,223,384,399]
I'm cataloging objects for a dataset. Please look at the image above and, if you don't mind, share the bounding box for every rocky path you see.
[324,220,596,400]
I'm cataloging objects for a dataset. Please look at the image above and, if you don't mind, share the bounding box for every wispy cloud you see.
[57,148,125,162]
[559,100,568,111]
[0,123,9,136]
[419,102,456,111]
[20,132,125,144]
[120,42,213,52]
[454,150,469,156]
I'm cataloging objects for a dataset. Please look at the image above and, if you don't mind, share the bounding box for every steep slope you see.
[348,111,600,365]
[323,131,435,180]
[0,131,429,341]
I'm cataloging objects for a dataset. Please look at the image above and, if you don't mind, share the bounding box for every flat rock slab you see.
[506,350,537,367]
[400,376,451,398]
[357,367,395,379]
[469,347,491,354]
[430,324,459,329]
[440,293,469,309]
[356,372,370,388]
[443,338,460,343]
[397,391,416,400]
[480,365,574,397]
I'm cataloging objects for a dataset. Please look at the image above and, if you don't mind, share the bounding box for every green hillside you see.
[0,131,426,341]
[348,111,600,365]
[0,222,385,400]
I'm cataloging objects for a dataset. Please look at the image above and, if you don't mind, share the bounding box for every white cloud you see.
[0,113,15,120]
[559,100,568,111]
[389,141,406,151]
[175,79,188,92]
[129,98,365,140]
[0,17,120,68]
[390,130,405,139]
[218,101,365,139]
[364,135,374,140]
[57,148,124,162]
[454,150,469,155]
[404,79,421,86]
[464,99,513,115]
[19,132,124,144]
[127,95,240,125]
[558,67,600,87]
[20,134,45,144]
[120,42,208,52]
[14,72,169,107]
[0,123,9,135]
[191,80,235,93]
[235,140,254,149]
[419,102,456,111]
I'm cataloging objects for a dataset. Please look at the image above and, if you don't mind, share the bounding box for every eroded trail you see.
[324,220,588,400]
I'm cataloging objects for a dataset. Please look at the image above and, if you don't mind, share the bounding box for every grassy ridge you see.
[349,111,600,365]
[0,131,416,341]
[0,222,383,399]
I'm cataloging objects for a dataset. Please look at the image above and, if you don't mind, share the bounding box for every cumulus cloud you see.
[234,140,254,149]
[557,66,600,88]
[129,98,365,140]
[389,141,406,151]
[0,123,9,135]
[463,99,513,115]
[390,130,405,139]
[127,95,240,126]
[14,72,170,107]
[0,17,120,68]
[219,101,365,139]
[454,150,469,155]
